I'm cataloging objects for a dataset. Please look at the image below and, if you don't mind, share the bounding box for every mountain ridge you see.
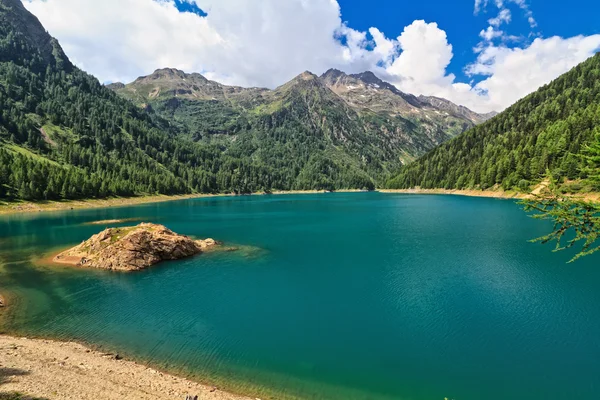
[111,66,494,166]
[113,66,494,123]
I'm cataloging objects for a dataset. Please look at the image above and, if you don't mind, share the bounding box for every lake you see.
[1,192,599,400]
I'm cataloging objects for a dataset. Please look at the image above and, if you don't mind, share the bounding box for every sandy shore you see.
[380,188,600,203]
[0,194,226,216]
[379,188,529,199]
[0,190,367,216]
[0,335,252,400]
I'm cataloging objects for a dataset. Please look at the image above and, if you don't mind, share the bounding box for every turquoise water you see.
[1,193,599,399]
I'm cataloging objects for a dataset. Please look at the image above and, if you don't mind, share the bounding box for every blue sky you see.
[336,0,600,84]
[25,0,600,112]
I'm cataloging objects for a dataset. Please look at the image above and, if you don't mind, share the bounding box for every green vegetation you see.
[114,68,485,193]
[522,135,600,262]
[0,0,389,202]
[387,53,600,193]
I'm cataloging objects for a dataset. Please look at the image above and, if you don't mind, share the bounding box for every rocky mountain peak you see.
[350,71,381,85]
[295,71,319,81]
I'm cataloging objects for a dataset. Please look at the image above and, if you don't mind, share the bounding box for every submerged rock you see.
[53,223,218,271]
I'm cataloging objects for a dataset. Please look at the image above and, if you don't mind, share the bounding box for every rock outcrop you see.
[53,223,218,271]
[0,294,5,308]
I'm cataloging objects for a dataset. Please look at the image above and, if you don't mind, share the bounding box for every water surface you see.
[1,193,599,400]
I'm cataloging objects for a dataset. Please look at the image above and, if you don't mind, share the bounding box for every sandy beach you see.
[380,188,600,203]
[0,335,252,400]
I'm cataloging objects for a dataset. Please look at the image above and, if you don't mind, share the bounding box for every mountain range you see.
[0,0,597,203]
[110,66,494,165]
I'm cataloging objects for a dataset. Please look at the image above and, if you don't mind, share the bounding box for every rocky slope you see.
[53,223,217,271]
[417,95,497,123]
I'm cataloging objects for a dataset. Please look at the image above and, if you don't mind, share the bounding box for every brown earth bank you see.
[380,188,600,203]
[0,335,252,400]
[380,188,530,200]
[0,190,367,216]
[52,223,218,271]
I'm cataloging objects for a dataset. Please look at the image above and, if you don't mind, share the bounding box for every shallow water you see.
[1,193,599,400]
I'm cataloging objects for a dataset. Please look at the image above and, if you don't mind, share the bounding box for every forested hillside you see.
[0,0,197,199]
[387,53,600,193]
[0,0,493,202]
[0,0,378,200]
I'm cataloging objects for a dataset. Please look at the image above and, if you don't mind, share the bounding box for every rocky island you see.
[53,223,218,271]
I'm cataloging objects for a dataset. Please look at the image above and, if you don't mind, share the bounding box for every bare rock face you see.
[53,223,218,271]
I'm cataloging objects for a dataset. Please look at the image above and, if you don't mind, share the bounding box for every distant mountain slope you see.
[320,69,493,124]
[387,53,600,192]
[417,95,497,124]
[112,67,491,167]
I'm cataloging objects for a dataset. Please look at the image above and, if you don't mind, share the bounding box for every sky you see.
[22,0,600,113]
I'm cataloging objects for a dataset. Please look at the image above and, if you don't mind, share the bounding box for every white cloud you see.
[488,9,511,27]
[475,0,536,28]
[480,26,504,41]
[371,22,600,113]
[23,0,600,114]
[24,0,363,87]
[467,35,600,109]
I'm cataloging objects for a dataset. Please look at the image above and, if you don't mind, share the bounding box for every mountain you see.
[0,0,498,202]
[417,95,497,124]
[320,69,493,124]
[387,53,600,192]
[112,67,491,167]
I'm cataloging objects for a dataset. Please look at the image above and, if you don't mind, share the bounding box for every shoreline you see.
[3,187,597,217]
[0,334,253,400]
[379,188,600,203]
[0,193,227,216]
[379,188,530,200]
[0,190,367,217]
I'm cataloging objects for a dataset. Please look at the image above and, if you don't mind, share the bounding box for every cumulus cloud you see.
[467,35,600,109]
[24,0,364,87]
[23,0,600,113]
[365,21,600,113]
